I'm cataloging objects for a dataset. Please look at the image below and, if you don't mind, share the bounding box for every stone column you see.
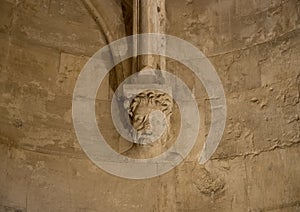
[133,0,166,74]
[123,0,172,147]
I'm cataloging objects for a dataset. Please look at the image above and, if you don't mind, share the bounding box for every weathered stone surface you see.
[246,145,300,211]
[167,0,300,56]
[11,0,105,56]
[211,76,299,160]
[175,158,248,212]
[48,0,99,30]
[0,1,14,34]
[57,53,90,96]
[0,0,299,211]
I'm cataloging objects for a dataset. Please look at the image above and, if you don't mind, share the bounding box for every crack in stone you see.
[211,140,300,161]
[207,27,300,59]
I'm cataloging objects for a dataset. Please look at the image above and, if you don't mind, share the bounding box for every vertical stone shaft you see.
[133,0,166,73]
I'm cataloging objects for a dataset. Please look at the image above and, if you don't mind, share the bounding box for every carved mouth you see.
[131,130,153,144]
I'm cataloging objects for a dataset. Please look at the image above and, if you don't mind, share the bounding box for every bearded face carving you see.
[128,90,173,145]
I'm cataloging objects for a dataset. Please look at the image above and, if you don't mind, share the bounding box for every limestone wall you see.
[0,0,299,211]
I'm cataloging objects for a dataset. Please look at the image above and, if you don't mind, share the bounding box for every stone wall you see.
[0,0,299,211]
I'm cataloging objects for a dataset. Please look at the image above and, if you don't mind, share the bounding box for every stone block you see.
[213,48,261,94]
[260,29,300,86]
[212,76,299,159]
[11,0,105,56]
[96,100,115,131]
[25,154,72,211]
[57,52,110,99]
[0,205,26,212]
[0,33,9,73]
[175,157,248,211]
[7,40,60,91]
[65,155,176,211]
[48,0,99,29]
[0,145,31,210]
[0,1,14,34]
[167,0,299,56]
[246,145,300,211]
[57,53,89,96]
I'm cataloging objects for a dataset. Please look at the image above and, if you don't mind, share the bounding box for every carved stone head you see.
[128,90,173,145]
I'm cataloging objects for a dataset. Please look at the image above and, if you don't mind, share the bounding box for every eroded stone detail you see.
[1,0,299,210]
[128,90,173,145]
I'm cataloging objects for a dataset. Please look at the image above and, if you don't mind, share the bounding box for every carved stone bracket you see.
[123,84,172,145]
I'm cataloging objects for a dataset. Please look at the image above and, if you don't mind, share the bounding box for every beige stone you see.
[0,0,299,211]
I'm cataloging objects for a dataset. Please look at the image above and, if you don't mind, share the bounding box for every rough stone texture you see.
[0,0,299,211]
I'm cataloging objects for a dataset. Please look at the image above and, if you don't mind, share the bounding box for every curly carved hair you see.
[128,90,173,120]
